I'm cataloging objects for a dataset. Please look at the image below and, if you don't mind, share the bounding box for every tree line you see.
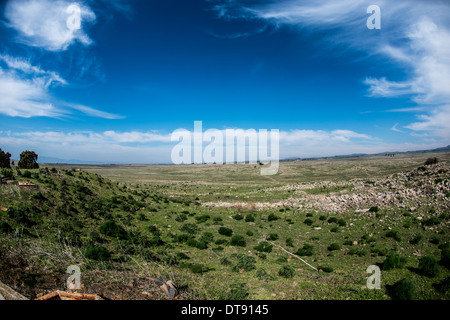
[0,148,39,169]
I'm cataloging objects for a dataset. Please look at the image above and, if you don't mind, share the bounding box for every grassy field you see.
[1,151,449,300]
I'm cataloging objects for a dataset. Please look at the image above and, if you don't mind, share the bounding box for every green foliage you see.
[267,213,279,222]
[0,148,12,168]
[390,278,415,300]
[303,218,314,226]
[195,214,210,223]
[254,241,273,253]
[84,246,111,261]
[218,227,233,237]
[409,234,423,245]
[278,265,295,278]
[347,247,368,257]
[330,226,339,233]
[256,268,274,281]
[327,217,338,223]
[318,266,333,273]
[180,223,199,234]
[319,215,327,221]
[424,157,438,165]
[386,230,402,241]
[286,238,294,247]
[232,214,244,221]
[17,150,39,169]
[99,220,128,240]
[245,214,255,222]
[246,230,253,236]
[230,235,246,247]
[225,282,248,300]
[328,243,341,251]
[296,244,314,256]
[267,233,278,241]
[369,206,379,212]
[337,219,346,227]
[220,257,232,266]
[0,168,14,180]
[418,256,440,278]
[440,244,450,269]
[232,254,256,272]
[435,277,450,293]
[382,252,407,270]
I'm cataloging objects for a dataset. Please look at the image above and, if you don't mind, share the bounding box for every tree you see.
[18,150,39,169]
[0,148,12,168]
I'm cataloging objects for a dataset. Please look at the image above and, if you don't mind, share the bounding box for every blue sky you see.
[0,0,449,163]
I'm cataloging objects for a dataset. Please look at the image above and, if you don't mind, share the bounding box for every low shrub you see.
[390,278,415,300]
[84,246,111,261]
[230,235,246,247]
[225,282,248,300]
[245,214,255,222]
[267,233,279,241]
[278,265,295,278]
[232,254,256,272]
[267,213,279,222]
[296,244,314,256]
[418,256,440,278]
[254,241,273,253]
[304,218,314,226]
[328,243,341,251]
[232,214,244,221]
[218,227,233,237]
[386,230,402,241]
[382,252,407,270]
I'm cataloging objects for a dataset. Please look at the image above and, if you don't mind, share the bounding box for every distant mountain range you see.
[283,145,450,161]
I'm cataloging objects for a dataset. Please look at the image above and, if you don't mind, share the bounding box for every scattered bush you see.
[195,214,210,223]
[318,266,333,273]
[369,206,379,212]
[254,241,273,253]
[230,235,246,247]
[304,218,314,226]
[409,234,423,245]
[218,227,233,237]
[386,230,402,241]
[256,268,273,281]
[84,246,111,261]
[245,214,255,222]
[232,254,256,272]
[180,223,199,234]
[232,214,244,221]
[337,219,346,227]
[327,217,338,223]
[330,226,339,233]
[278,265,295,278]
[440,244,450,269]
[296,244,314,256]
[328,243,341,251]
[389,278,415,300]
[382,252,407,270]
[319,215,327,221]
[434,276,450,293]
[418,256,440,278]
[267,233,279,241]
[424,157,438,166]
[286,238,294,247]
[246,230,254,236]
[225,282,248,300]
[99,220,128,240]
[267,213,279,222]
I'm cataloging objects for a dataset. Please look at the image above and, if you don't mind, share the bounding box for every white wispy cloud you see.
[5,0,96,51]
[0,54,121,119]
[210,0,450,141]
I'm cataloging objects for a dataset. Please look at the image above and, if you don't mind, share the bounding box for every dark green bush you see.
[230,235,246,247]
[382,252,407,270]
[180,223,199,234]
[386,230,402,241]
[327,217,338,223]
[225,282,248,300]
[0,222,13,234]
[286,238,294,247]
[390,278,415,300]
[424,157,438,165]
[99,220,128,240]
[176,234,190,243]
[418,256,440,278]
[296,244,314,256]
[232,214,244,221]
[328,243,341,251]
[246,230,254,236]
[278,265,295,278]
[319,215,327,221]
[232,254,256,272]
[245,214,255,222]
[330,226,339,233]
[318,266,333,273]
[434,276,450,293]
[440,244,450,269]
[220,257,232,266]
[215,239,228,245]
[267,233,279,241]
[337,219,346,227]
[195,214,210,223]
[304,218,314,226]
[369,206,379,212]
[409,234,423,245]
[84,246,111,261]
[267,213,279,222]
[218,227,233,237]
[254,241,273,253]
